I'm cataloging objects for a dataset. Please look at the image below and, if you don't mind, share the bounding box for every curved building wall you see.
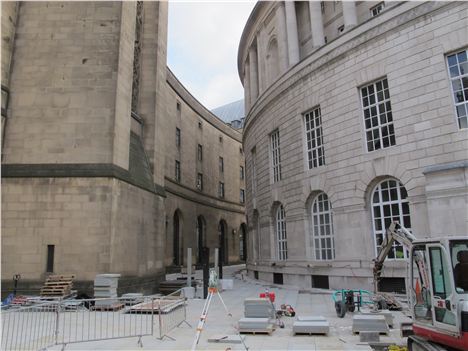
[163,70,247,267]
[239,1,468,291]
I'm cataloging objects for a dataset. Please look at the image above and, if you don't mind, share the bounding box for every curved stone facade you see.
[239,1,468,291]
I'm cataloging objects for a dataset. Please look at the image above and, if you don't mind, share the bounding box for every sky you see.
[167,1,256,111]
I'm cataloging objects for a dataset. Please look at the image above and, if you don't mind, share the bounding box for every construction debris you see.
[94,273,120,308]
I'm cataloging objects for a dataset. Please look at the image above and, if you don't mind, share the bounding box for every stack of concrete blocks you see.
[293,316,330,335]
[238,298,275,334]
[94,274,121,308]
[352,315,389,335]
[121,293,144,306]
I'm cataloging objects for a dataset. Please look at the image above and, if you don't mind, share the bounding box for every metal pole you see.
[214,248,219,277]
[187,248,192,288]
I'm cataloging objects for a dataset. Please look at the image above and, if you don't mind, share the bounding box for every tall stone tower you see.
[1,1,169,294]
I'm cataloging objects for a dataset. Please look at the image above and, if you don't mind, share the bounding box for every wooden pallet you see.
[238,328,274,335]
[40,274,75,297]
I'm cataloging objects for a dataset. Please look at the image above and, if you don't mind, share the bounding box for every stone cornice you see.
[165,176,245,214]
[1,163,166,197]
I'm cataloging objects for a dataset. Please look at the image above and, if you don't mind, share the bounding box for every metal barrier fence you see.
[1,292,189,350]
[1,301,59,351]
[157,289,190,340]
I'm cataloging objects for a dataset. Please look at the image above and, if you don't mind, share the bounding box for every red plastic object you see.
[259,292,275,302]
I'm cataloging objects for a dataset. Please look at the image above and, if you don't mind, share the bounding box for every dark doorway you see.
[197,216,205,264]
[240,223,247,261]
[311,275,329,289]
[173,211,181,266]
[219,220,228,265]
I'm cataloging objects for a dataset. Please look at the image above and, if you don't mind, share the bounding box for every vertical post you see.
[202,247,210,299]
[214,248,219,277]
[187,248,192,288]
[276,2,289,72]
[249,44,259,102]
[158,299,163,339]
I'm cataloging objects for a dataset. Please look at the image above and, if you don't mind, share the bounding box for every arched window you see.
[196,216,206,264]
[371,179,411,259]
[275,204,287,260]
[311,193,335,260]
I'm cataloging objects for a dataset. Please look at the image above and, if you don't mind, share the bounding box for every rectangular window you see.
[251,147,257,197]
[197,173,203,191]
[304,107,325,169]
[370,2,385,17]
[218,182,225,198]
[176,128,181,148]
[197,144,203,161]
[175,160,181,182]
[240,189,245,204]
[240,165,244,180]
[361,78,395,152]
[270,129,282,182]
[447,49,468,129]
[46,245,55,273]
[219,156,224,173]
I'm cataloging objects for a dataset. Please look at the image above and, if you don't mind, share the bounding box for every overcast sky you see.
[167,1,256,110]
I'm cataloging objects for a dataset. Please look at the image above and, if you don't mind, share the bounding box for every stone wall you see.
[240,1,468,290]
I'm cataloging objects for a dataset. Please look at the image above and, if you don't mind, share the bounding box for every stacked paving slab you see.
[238,298,275,334]
[293,315,330,335]
[94,274,121,308]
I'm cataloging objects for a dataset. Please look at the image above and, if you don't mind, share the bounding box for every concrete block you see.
[297,315,326,322]
[293,320,329,335]
[359,331,380,342]
[352,315,389,335]
[360,310,394,328]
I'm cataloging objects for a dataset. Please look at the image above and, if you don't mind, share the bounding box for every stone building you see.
[1,1,245,296]
[239,1,468,291]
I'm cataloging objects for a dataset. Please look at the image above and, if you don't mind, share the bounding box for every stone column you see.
[249,44,259,103]
[309,1,325,47]
[244,61,251,112]
[276,2,289,73]
[257,29,266,94]
[343,0,358,30]
[284,1,300,66]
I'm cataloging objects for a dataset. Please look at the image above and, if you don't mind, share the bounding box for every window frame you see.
[218,181,225,198]
[175,160,181,182]
[371,179,411,260]
[240,189,245,204]
[276,204,288,260]
[197,144,203,161]
[175,128,181,148]
[360,77,395,152]
[270,129,282,183]
[370,2,385,18]
[240,165,245,180]
[304,106,326,170]
[219,156,224,173]
[196,173,203,191]
[311,193,335,261]
[446,48,468,129]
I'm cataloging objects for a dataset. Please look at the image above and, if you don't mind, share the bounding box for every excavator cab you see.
[409,238,468,350]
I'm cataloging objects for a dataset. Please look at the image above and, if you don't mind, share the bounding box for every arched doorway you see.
[218,220,228,265]
[173,210,182,266]
[196,216,206,264]
[239,223,247,262]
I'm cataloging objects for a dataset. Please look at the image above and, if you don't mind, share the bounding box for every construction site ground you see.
[49,265,411,350]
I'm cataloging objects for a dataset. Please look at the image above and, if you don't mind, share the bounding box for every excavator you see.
[373,222,468,351]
